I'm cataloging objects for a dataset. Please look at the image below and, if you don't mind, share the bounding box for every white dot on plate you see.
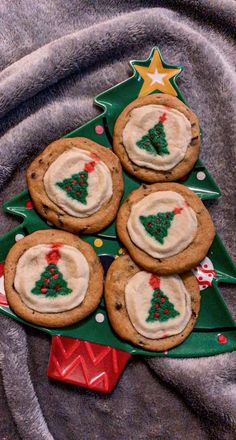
[95,313,105,323]
[196,171,206,181]
[15,233,24,242]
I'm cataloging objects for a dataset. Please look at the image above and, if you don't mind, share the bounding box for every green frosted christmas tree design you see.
[136,113,169,156]
[31,263,72,298]
[146,274,179,323]
[140,211,174,244]
[56,170,89,204]
[31,247,72,298]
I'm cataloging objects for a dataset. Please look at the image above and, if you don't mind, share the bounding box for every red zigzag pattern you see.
[48,336,131,393]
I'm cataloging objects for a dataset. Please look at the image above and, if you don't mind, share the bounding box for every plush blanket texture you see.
[0,1,236,439]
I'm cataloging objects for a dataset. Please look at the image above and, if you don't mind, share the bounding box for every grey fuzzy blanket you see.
[0,1,236,439]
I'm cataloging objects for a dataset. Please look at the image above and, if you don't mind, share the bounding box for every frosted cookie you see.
[105,255,200,351]
[117,183,215,274]
[4,230,103,327]
[27,138,124,234]
[113,94,200,182]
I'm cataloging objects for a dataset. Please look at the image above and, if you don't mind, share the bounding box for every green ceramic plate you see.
[0,48,235,357]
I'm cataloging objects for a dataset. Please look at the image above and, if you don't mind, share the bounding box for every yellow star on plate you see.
[133,50,182,97]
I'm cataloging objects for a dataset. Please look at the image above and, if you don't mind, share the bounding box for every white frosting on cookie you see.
[127,191,197,258]
[123,104,192,170]
[44,148,113,217]
[125,271,192,339]
[14,244,89,313]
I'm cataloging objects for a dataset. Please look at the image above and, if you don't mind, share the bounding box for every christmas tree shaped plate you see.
[0,48,235,393]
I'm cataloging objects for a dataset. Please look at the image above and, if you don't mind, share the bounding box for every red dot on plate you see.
[0,263,4,278]
[95,125,104,135]
[199,276,203,281]
[218,334,228,344]
[26,200,33,210]
[204,264,208,268]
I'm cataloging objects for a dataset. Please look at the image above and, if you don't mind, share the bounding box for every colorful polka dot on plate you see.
[94,238,103,248]
[25,200,33,209]
[196,171,206,181]
[95,313,105,323]
[217,334,228,344]
[15,233,25,242]
[95,125,104,135]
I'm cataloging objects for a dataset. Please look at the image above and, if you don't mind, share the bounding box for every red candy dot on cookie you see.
[164,309,169,315]
[160,298,165,304]
[84,161,96,173]
[53,274,59,280]
[65,185,71,191]
[155,303,160,309]
[44,278,50,284]
[218,334,228,344]
[173,207,183,215]
[154,312,159,318]
[149,274,160,289]
[76,191,81,196]
[49,268,55,274]
[72,180,77,186]
[159,113,167,123]
[55,284,61,291]
[41,287,47,294]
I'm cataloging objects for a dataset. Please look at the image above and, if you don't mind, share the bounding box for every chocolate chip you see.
[42,204,48,214]
[31,172,36,179]
[115,303,122,310]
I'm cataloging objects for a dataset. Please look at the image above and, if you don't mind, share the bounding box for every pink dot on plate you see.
[26,200,33,209]
[95,125,104,135]
[218,334,228,344]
